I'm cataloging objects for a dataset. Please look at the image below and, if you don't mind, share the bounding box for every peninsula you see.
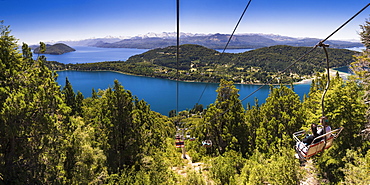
[44,44,358,84]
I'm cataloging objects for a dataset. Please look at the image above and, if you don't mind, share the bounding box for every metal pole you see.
[182,128,187,159]
[320,44,330,117]
[176,0,180,115]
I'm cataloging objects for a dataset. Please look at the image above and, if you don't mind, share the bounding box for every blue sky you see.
[1,0,370,44]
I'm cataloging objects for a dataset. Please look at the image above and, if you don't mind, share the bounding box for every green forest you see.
[1,21,369,184]
[46,44,357,84]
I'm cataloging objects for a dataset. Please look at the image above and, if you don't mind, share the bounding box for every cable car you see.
[186,132,191,138]
[202,140,212,148]
[293,127,343,160]
[292,42,346,160]
[175,135,184,148]
[175,140,184,148]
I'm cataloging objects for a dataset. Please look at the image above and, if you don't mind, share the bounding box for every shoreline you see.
[54,68,351,86]
[293,68,351,85]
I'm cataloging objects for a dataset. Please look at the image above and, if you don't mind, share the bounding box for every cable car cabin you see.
[186,133,191,139]
[293,127,343,160]
[175,140,184,148]
[202,140,212,148]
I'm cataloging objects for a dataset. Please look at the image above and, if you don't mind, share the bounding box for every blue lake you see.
[34,47,254,64]
[47,46,358,115]
[56,70,312,116]
[33,46,149,64]
[37,46,364,64]
[215,48,254,53]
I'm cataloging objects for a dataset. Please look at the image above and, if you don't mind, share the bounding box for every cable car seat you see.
[294,127,343,160]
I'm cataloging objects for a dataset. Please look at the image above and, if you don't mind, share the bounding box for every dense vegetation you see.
[33,43,76,55]
[47,44,357,84]
[1,21,369,184]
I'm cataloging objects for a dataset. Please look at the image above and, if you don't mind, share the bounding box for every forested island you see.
[33,43,75,55]
[1,21,369,185]
[46,44,358,84]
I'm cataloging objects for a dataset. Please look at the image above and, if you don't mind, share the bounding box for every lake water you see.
[33,46,254,64]
[345,46,366,52]
[215,48,254,53]
[334,66,351,73]
[33,46,149,64]
[37,46,364,64]
[56,70,312,115]
[48,46,358,115]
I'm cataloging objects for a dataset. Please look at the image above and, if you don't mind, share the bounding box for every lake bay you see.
[46,46,355,115]
[34,46,149,64]
[56,70,311,116]
[35,47,254,64]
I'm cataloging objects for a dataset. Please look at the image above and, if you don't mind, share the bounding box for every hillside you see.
[46,44,358,84]
[92,33,362,49]
[2,24,369,185]
[33,43,76,55]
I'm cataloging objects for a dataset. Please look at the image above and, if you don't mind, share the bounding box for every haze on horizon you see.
[1,0,370,45]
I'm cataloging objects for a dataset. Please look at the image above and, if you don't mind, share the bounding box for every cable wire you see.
[197,0,253,104]
[321,3,370,44]
[176,0,180,115]
[208,2,370,123]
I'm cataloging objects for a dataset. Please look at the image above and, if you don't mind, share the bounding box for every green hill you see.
[33,43,75,55]
[47,44,358,84]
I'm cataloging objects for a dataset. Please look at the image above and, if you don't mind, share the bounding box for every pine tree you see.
[104,80,134,173]
[203,79,246,155]
[255,85,305,153]
[0,22,69,184]
[359,18,370,49]
[75,91,84,116]
[62,117,106,184]
[342,149,370,184]
[352,18,370,131]
[244,99,262,155]
[81,80,174,176]
[62,77,77,115]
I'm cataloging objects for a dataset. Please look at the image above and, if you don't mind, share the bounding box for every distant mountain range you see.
[56,32,363,49]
